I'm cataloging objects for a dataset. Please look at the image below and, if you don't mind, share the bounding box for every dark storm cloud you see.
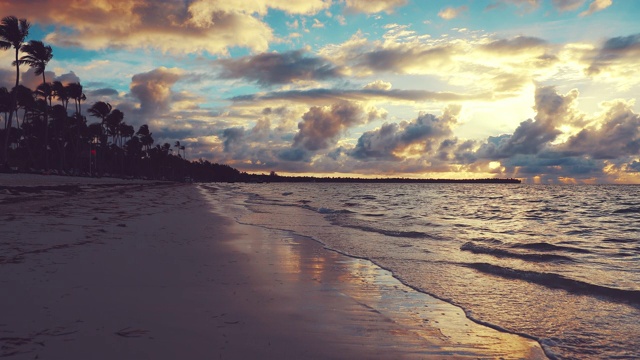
[586,33,640,75]
[217,50,345,86]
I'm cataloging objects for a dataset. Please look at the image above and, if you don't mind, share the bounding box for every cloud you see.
[319,31,555,96]
[350,107,458,160]
[87,88,119,97]
[0,69,13,89]
[293,101,370,152]
[54,71,82,85]
[480,36,548,53]
[486,0,541,11]
[552,0,586,12]
[1,0,333,55]
[580,0,613,16]
[196,86,639,182]
[476,86,578,159]
[344,0,408,14]
[585,34,640,79]
[561,99,640,159]
[222,127,246,152]
[19,68,55,91]
[438,6,468,20]
[231,87,490,106]
[129,67,184,116]
[217,50,344,86]
[466,86,640,183]
[363,80,392,91]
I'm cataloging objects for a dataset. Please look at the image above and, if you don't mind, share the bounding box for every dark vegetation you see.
[0,15,519,185]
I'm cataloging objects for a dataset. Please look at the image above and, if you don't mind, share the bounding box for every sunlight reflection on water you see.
[214,183,640,359]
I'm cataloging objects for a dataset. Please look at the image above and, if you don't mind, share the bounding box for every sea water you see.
[213,183,640,359]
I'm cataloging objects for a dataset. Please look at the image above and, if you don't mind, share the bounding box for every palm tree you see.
[88,101,112,124]
[66,82,85,115]
[137,124,154,153]
[118,123,134,148]
[104,109,124,145]
[0,15,30,164]
[0,16,30,90]
[19,40,53,86]
[52,81,69,109]
[174,140,186,159]
[0,87,9,129]
[174,141,181,156]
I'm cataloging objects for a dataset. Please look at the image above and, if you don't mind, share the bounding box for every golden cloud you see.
[1,0,335,55]
[344,0,408,14]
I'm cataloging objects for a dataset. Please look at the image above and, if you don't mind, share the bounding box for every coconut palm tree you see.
[88,101,112,124]
[52,81,69,109]
[0,15,30,164]
[0,16,30,90]
[66,82,85,115]
[137,124,154,153]
[19,40,53,86]
[118,123,134,148]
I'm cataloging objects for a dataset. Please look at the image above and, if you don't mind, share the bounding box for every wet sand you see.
[0,174,546,359]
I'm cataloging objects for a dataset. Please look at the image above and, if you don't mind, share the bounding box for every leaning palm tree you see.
[0,15,30,164]
[88,101,112,137]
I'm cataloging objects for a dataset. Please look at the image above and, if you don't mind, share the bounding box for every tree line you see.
[0,15,245,182]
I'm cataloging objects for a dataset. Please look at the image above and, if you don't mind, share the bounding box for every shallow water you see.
[215,183,640,359]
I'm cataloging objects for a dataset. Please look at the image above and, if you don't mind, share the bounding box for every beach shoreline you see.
[0,174,546,359]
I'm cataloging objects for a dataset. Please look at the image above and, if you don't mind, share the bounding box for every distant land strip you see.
[244,175,522,184]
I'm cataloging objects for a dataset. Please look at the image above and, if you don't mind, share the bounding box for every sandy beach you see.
[0,174,546,359]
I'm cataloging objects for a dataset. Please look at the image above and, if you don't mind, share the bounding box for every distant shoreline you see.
[244,175,522,184]
[0,170,521,184]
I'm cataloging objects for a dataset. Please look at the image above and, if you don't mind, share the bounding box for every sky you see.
[1,0,640,183]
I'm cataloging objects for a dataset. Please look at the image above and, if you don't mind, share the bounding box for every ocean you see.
[209,183,640,359]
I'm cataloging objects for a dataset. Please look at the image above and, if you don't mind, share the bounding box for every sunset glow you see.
[2,0,639,183]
